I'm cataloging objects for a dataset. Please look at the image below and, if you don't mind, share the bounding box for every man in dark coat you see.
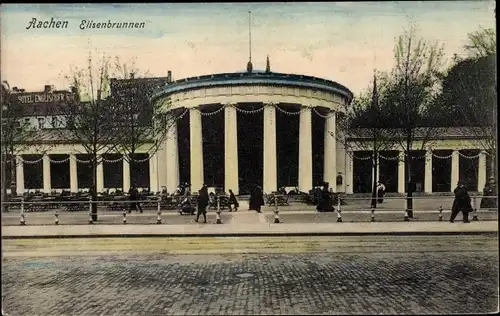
[128,184,143,214]
[195,185,209,223]
[228,189,239,212]
[450,182,472,223]
[256,186,265,213]
[316,182,335,212]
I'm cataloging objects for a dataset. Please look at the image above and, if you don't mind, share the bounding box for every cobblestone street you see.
[2,235,498,315]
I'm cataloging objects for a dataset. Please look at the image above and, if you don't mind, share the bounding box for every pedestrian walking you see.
[228,189,239,212]
[376,181,386,203]
[316,182,335,212]
[195,185,209,223]
[450,182,473,223]
[128,184,143,214]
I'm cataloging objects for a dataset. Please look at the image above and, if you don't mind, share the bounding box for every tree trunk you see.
[129,155,134,190]
[10,155,17,197]
[91,154,98,221]
[1,154,7,213]
[406,149,414,218]
[370,153,378,208]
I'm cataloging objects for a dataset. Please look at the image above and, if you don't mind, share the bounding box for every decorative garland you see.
[19,154,152,164]
[179,103,339,117]
[353,150,487,161]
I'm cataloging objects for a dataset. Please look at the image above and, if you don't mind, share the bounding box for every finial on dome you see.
[266,55,270,73]
[247,11,253,73]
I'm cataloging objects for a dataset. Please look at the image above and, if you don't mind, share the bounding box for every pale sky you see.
[1,2,495,94]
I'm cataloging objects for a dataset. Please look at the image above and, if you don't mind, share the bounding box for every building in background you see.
[2,64,489,196]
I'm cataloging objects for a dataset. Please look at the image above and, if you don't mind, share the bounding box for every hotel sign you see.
[16,93,76,104]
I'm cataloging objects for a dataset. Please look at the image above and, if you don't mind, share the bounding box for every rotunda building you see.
[150,68,354,195]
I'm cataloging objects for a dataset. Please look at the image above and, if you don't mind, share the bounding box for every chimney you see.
[44,85,51,93]
[130,73,134,79]
[167,71,172,83]
[70,86,78,94]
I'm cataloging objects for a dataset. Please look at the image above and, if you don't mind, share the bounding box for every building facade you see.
[3,70,491,196]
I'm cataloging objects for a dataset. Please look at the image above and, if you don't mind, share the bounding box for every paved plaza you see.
[2,235,499,315]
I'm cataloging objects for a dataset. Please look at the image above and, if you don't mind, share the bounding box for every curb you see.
[2,231,498,239]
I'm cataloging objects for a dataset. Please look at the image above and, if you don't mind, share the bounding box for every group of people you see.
[316,182,338,212]
[195,186,239,223]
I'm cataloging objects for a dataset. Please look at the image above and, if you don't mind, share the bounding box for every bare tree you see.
[1,81,52,207]
[335,72,399,208]
[55,53,123,221]
[108,58,176,190]
[381,25,445,217]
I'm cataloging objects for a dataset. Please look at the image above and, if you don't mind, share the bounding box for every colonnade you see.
[345,149,488,194]
[14,154,153,194]
[158,103,339,195]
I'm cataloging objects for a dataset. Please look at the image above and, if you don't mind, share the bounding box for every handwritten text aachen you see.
[26,18,146,30]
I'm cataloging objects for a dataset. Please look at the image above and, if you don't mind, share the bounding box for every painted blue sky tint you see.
[1,2,495,94]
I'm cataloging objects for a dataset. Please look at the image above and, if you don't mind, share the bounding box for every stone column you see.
[424,149,433,193]
[43,154,51,193]
[166,122,180,194]
[16,156,24,195]
[451,150,460,192]
[190,108,204,193]
[371,155,380,187]
[345,151,353,194]
[478,150,487,192]
[397,151,405,193]
[69,154,78,193]
[323,111,337,190]
[123,157,130,192]
[224,104,239,195]
[298,106,313,192]
[156,141,168,191]
[263,103,277,194]
[149,153,158,193]
[96,157,104,193]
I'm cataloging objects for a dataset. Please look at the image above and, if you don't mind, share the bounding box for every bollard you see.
[20,199,26,226]
[438,206,443,221]
[157,197,162,224]
[370,205,375,222]
[216,196,222,224]
[88,198,93,224]
[404,209,409,221]
[123,212,127,224]
[157,211,162,224]
[54,211,59,225]
[336,209,342,222]
[274,194,280,223]
[472,197,478,221]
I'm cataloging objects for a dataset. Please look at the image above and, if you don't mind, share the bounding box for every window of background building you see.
[38,117,45,129]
